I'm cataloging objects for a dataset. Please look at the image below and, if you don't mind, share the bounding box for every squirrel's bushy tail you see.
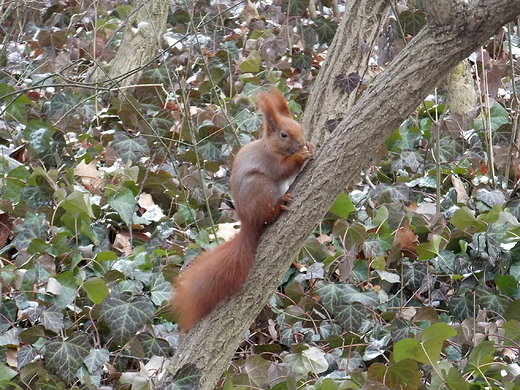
[172,225,260,332]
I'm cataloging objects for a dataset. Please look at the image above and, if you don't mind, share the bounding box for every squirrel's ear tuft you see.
[257,88,292,133]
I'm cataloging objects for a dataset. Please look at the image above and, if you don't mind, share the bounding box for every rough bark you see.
[169,0,520,388]
[92,0,168,92]
[302,0,390,146]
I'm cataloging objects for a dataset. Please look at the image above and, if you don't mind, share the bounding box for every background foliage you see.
[1,0,520,389]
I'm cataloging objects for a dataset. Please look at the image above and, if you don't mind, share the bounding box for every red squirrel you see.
[172,88,315,332]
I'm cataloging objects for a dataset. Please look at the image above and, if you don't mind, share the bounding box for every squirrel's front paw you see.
[305,141,316,154]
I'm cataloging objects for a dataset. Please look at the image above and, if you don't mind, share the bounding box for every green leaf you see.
[502,320,520,344]
[239,50,261,72]
[314,16,337,45]
[466,341,494,373]
[315,281,347,313]
[368,359,421,390]
[0,363,18,387]
[12,211,48,250]
[283,346,328,381]
[100,291,154,345]
[334,303,369,332]
[245,355,271,388]
[136,332,171,358]
[150,273,172,306]
[82,277,109,304]
[504,299,520,321]
[172,363,202,388]
[398,10,427,36]
[40,305,64,333]
[23,119,59,157]
[108,188,148,226]
[342,284,379,308]
[111,132,150,163]
[403,263,427,290]
[84,348,110,375]
[8,93,33,123]
[0,299,16,333]
[44,271,79,309]
[475,286,509,315]
[451,206,487,231]
[474,103,510,131]
[416,234,442,260]
[329,192,356,219]
[431,360,469,390]
[61,190,94,218]
[44,331,92,384]
[394,323,456,365]
[393,338,428,364]
[282,0,309,16]
[448,293,475,321]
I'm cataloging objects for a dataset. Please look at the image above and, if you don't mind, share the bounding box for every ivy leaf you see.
[12,211,48,250]
[368,359,421,390]
[61,189,94,218]
[504,299,520,321]
[239,50,261,72]
[474,103,510,131]
[244,355,271,388]
[282,0,309,16]
[172,363,202,388]
[475,286,509,314]
[84,348,110,375]
[44,331,92,384]
[0,363,18,387]
[314,16,337,45]
[292,51,313,70]
[450,206,487,231]
[40,305,64,334]
[0,299,17,333]
[315,281,347,313]
[22,119,56,156]
[403,263,427,290]
[394,322,456,365]
[17,345,36,370]
[136,332,171,358]
[20,185,54,210]
[111,132,150,163]
[334,303,369,331]
[448,293,475,321]
[477,188,507,207]
[466,340,494,374]
[416,234,442,260]
[335,72,361,94]
[329,192,356,219]
[150,273,173,306]
[283,346,328,381]
[82,277,109,304]
[100,291,154,345]
[108,188,149,226]
[44,271,79,309]
[342,284,379,308]
[398,10,426,36]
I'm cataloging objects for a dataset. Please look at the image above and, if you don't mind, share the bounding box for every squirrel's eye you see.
[280,132,288,138]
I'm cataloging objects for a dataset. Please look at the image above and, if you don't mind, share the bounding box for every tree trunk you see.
[302,0,389,146]
[93,0,168,92]
[169,0,520,388]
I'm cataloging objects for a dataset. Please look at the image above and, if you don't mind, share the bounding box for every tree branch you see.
[169,0,520,388]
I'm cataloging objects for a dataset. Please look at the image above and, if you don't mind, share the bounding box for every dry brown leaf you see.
[113,233,132,256]
[0,213,12,248]
[393,220,419,254]
[450,175,469,204]
[74,160,104,191]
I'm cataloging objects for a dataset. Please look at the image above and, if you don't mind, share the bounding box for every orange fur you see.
[172,88,315,332]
